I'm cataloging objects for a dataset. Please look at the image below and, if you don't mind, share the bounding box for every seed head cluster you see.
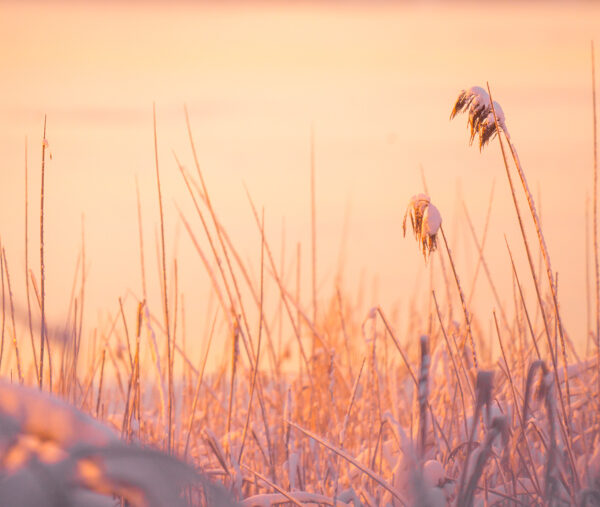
[450,86,506,150]
[403,193,442,260]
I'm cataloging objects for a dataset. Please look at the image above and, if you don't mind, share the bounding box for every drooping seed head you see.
[451,86,507,150]
[403,193,430,238]
[403,194,441,260]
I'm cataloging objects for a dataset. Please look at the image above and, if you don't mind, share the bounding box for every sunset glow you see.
[1,1,599,504]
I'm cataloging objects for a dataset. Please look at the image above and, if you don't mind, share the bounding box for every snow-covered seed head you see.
[403,194,441,260]
[450,86,506,150]
[403,193,430,238]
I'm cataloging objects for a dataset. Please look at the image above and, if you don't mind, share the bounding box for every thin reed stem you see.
[486,90,564,398]
[39,115,47,389]
[175,141,277,473]
[432,291,470,429]
[465,182,495,309]
[488,84,573,423]
[586,193,592,357]
[135,176,148,300]
[239,209,265,465]
[245,188,313,383]
[505,239,542,360]
[226,322,239,435]
[310,126,317,330]
[96,348,106,418]
[178,127,277,469]
[24,137,39,384]
[487,86,579,492]
[152,104,173,453]
[183,110,256,357]
[2,249,22,383]
[591,41,600,414]
[440,225,478,370]
[183,313,216,459]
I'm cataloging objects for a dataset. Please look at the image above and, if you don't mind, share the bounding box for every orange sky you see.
[1,1,599,367]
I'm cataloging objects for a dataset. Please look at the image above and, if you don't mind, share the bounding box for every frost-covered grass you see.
[1,76,600,506]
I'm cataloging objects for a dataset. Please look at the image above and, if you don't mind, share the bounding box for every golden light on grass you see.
[1,3,600,506]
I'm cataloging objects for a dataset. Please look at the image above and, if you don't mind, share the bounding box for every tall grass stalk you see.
[73,216,86,395]
[95,347,106,418]
[227,322,239,435]
[181,116,276,467]
[183,313,216,459]
[177,159,280,378]
[487,85,573,420]
[432,290,470,427]
[238,209,265,465]
[439,225,478,370]
[24,137,38,384]
[484,92,581,493]
[310,126,317,332]
[176,127,277,473]
[183,109,252,353]
[481,91,564,401]
[2,249,22,383]
[245,188,313,382]
[464,182,495,307]
[152,104,173,453]
[591,41,600,415]
[462,198,509,329]
[39,115,47,389]
[586,194,592,357]
[505,239,542,360]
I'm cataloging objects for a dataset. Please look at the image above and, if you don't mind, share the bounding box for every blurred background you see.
[0,1,598,367]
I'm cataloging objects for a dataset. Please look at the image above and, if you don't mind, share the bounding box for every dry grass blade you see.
[39,115,48,389]
[183,313,216,458]
[591,41,600,416]
[241,490,337,506]
[286,419,407,505]
[2,249,22,384]
[152,104,173,453]
[439,225,479,370]
[23,137,39,385]
[241,463,303,507]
